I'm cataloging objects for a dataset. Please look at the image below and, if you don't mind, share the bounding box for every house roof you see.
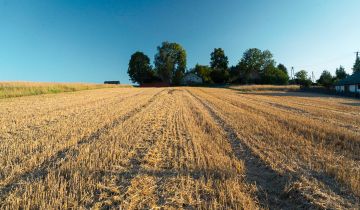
[336,71,360,86]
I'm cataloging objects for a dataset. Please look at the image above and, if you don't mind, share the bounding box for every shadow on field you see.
[0,90,167,203]
[341,102,360,106]
[226,87,360,101]
[91,167,235,183]
[232,90,337,98]
[185,89,312,209]
[186,89,360,209]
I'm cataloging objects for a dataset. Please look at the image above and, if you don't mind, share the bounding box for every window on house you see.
[358,84,360,89]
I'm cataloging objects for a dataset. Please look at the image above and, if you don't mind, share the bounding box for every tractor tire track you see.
[0,91,147,186]
[200,89,360,160]
[238,93,360,134]
[115,90,175,209]
[185,89,315,209]
[3,90,146,135]
[195,89,360,208]
[0,89,166,202]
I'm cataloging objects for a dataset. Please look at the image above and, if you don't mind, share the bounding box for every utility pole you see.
[291,67,294,80]
[312,71,315,83]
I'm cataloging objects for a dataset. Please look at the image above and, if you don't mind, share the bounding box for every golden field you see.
[0,87,359,209]
[0,82,130,99]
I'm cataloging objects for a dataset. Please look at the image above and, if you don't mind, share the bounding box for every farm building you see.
[181,73,203,85]
[335,71,360,93]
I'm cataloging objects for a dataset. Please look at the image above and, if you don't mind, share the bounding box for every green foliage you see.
[127,52,153,85]
[209,48,230,84]
[237,48,275,83]
[335,65,348,80]
[229,66,240,83]
[295,70,308,81]
[193,64,213,83]
[262,65,289,85]
[295,70,312,87]
[210,48,229,70]
[317,70,334,88]
[154,42,187,85]
[277,63,288,75]
[353,56,360,73]
[210,69,229,84]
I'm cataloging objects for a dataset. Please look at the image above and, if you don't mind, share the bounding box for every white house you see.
[335,71,360,93]
[181,73,203,85]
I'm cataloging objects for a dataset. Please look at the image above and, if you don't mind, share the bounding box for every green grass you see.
[0,82,132,99]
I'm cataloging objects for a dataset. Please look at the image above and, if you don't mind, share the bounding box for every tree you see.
[210,48,229,70]
[229,65,240,83]
[277,63,288,75]
[262,65,289,85]
[209,48,229,84]
[154,42,186,85]
[210,68,230,84]
[127,51,153,85]
[237,48,275,83]
[295,70,312,87]
[193,64,213,83]
[317,70,334,88]
[353,56,360,73]
[335,65,348,80]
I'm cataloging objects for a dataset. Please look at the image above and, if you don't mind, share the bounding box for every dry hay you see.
[0,87,359,209]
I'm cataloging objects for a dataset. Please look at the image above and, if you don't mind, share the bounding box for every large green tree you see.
[210,48,229,83]
[295,70,312,87]
[154,42,186,85]
[277,63,288,75]
[335,65,348,80]
[353,56,360,73]
[317,70,334,88]
[237,48,275,83]
[127,51,153,85]
[210,48,229,70]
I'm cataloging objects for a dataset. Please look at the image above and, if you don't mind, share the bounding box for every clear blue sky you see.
[1,0,359,83]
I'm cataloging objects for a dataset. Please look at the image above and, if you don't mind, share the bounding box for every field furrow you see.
[189,87,360,209]
[0,88,162,204]
[1,87,359,209]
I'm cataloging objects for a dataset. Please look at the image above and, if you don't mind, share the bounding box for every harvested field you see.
[0,82,130,99]
[0,87,359,209]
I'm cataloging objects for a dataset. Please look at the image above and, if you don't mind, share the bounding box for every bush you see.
[262,65,289,85]
[210,69,229,84]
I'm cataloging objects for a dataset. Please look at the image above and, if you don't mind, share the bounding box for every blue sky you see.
[1,0,359,84]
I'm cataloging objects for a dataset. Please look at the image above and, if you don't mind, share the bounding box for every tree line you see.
[128,41,360,87]
[316,56,360,88]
